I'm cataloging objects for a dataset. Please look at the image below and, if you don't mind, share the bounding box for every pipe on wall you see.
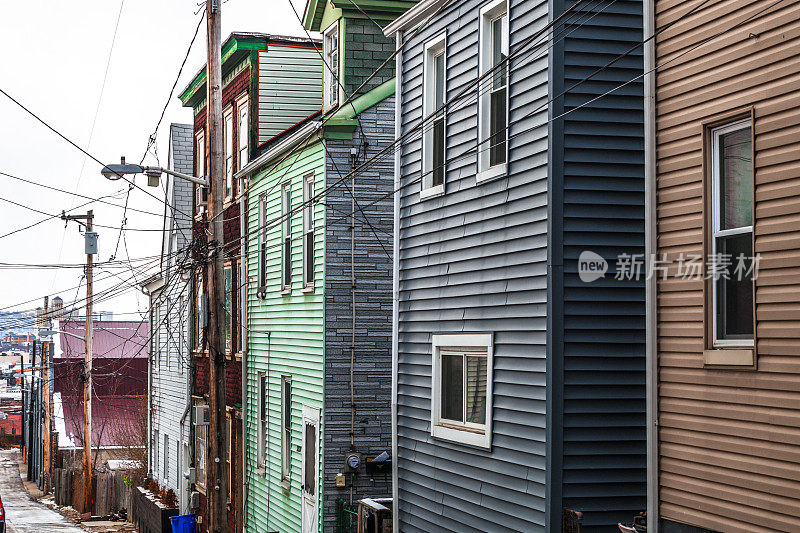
[391,28,403,533]
[643,0,659,529]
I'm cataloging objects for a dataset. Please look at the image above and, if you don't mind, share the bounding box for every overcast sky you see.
[0,0,309,321]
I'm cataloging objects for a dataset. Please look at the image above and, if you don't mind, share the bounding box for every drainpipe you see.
[239,174,249,531]
[643,0,658,530]
[391,28,403,533]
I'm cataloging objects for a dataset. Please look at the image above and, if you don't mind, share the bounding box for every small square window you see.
[431,334,493,448]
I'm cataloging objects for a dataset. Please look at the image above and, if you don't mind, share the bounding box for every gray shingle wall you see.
[344,18,395,98]
[323,98,395,531]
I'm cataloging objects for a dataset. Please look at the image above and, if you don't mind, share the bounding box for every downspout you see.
[643,0,658,530]
[391,28,403,533]
[239,174,249,531]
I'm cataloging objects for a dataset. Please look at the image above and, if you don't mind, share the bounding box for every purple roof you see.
[59,320,148,359]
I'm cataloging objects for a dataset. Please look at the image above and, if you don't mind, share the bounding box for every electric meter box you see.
[85,232,98,255]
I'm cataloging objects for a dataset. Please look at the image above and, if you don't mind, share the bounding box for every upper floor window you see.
[282,183,292,292]
[422,33,447,198]
[258,194,268,291]
[323,22,339,110]
[224,262,233,353]
[258,372,267,468]
[710,119,754,347]
[194,275,204,351]
[303,174,315,288]
[431,334,493,448]
[478,0,508,182]
[224,106,234,200]
[195,130,207,214]
[236,94,249,169]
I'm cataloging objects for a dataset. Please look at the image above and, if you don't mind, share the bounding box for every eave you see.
[304,0,418,32]
[384,0,449,36]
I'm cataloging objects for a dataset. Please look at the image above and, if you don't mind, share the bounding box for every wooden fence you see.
[52,468,136,517]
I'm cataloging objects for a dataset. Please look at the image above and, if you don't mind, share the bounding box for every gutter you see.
[643,0,659,529]
[239,173,249,530]
[391,29,403,533]
[234,121,322,180]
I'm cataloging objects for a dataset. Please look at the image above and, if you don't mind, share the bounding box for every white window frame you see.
[303,174,315,289]
[710,118,754,348]
[153,428,159,475]
[258,372,267,470]
[421,32,447,199]
[153,305,161,368]
[194,402,207,491]
[195,130,207,215]
[281,375,292,486]
[281,182,292,293]
[258,194,268,291]
[224,262,233,353]
[236,94,249,169]
[323,22,340,111]
[430,333,493,448]
[477,0,509,183]
[163,433,169,481]
[224,105,234,201]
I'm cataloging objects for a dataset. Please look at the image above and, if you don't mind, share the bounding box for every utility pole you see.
[42,338,52,493]
[62,210,95,514]
[205,1,227,531]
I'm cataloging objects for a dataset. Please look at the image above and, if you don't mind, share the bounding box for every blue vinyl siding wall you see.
[548,0,646,530]
[395,0,551,531]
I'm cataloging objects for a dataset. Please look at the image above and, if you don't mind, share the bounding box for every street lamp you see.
[101,156,208,187]
[39,328,85,341]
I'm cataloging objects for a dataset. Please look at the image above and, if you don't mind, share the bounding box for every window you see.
[195,130,207,214]
[237,95,249,169]
[258,194,268,291]
[236,260,242,351]
[154,429,159,474]
[282,183,292,292]
[225,413,233,498]
[258,372,267,468]
[303,175,315,288]
[431,334,493,448]
[224,106,234,200]
[422,33,447,197]
[195,403,207,489]
[323,22,339,110]
[194,276,204,351]
[710,119,754,347]
[224,263,233,353]
[478,0,508,181]
[153,306,160,368]
[163,434,169,481]
[281,375,292,484]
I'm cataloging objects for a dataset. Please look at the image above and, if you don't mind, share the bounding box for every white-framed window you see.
[477,0,509,182]
[258,372,267,468]
[281,182,292,292]
[236,94,249,169]
[258,194,268,291]
[303,174,315,288]
[153,429,159,475]
[235,260,242,350]
[194,275,204,351]
[422,33,447,198]
[153,305,161,368]
[281,375,292,485]
[194,406,207,490]
[163,433,169,481]
[431,334,493,448]
[224,263,233,353]
[195,130,207,214]
[323,22,339,110]
[224,105,234,200]
[710,119,754,347]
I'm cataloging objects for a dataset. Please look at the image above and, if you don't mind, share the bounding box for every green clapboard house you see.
[238,2,413,531]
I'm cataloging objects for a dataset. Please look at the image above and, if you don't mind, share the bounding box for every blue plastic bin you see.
[170,514,196,533]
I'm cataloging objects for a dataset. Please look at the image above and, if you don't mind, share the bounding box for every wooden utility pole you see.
[42,338,52,493]
[62,210,94,513]
[205,1,227,531]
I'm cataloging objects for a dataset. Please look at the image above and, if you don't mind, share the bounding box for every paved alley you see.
[0,449,84,533]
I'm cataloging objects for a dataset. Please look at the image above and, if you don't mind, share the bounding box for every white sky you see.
[0,0,309,321]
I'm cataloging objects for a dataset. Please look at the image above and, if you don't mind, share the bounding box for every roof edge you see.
[384,0,450,36]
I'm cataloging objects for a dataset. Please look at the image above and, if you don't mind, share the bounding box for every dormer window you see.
[323,22,339,110]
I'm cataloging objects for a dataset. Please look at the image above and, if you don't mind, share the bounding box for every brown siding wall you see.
[655,0,800,531]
